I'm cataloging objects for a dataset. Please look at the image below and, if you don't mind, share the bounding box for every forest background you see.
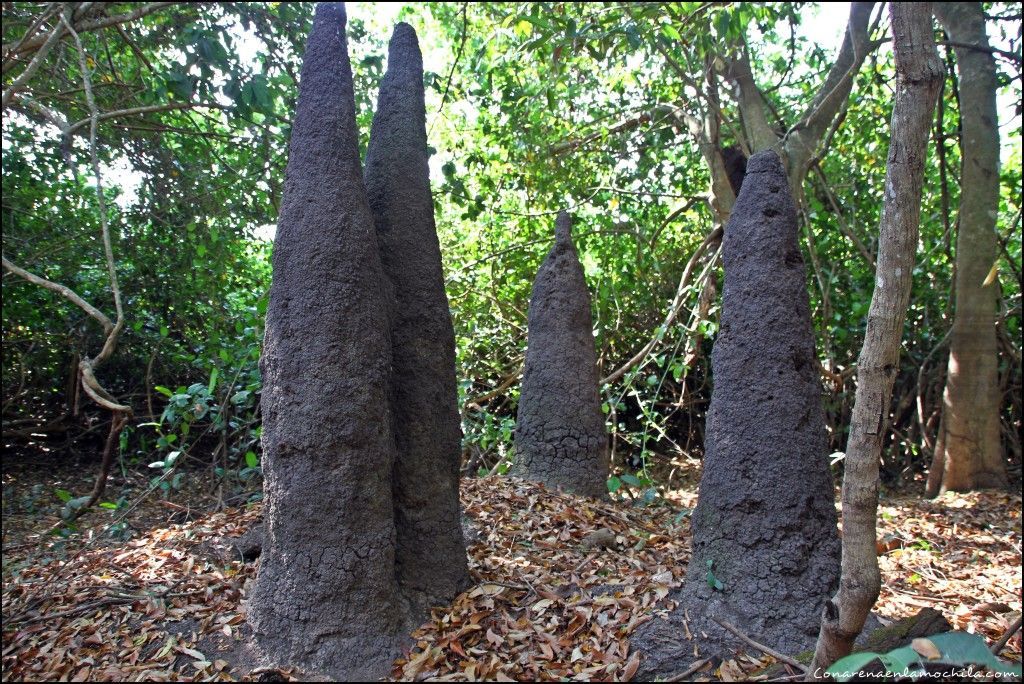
[2,0,1021,515]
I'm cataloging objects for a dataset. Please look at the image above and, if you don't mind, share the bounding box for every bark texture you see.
[249,3,402,678]
[722,144,748,197]
[926,1,1007,497]
[512,212,609,499]
[810,3,943,676]
[364,22,470,616]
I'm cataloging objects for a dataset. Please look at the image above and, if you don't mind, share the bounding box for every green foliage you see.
[826,632,1022,681]
[1,2,1021,492]
[705,558,724,591]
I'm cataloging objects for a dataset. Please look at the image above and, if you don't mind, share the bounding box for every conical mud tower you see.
[250,3,403,678]
[635,150,840,676]
[512,212,609,499]
[364,21,470,616]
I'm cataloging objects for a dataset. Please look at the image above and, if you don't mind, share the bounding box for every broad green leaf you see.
[826,652,884,682]
[620,473,644,488]
[928,631,1022,677]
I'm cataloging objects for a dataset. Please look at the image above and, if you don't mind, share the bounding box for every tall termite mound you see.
[250,5,467,679]
[364,21,470,615]
[635,150,840,675]
[512,212,609,499]
[250,3,401,678]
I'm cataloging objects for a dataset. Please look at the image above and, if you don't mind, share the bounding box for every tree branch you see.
[65,101,227,136]
[1,7,67,109]
[783,2,875,179]
[61,11,126,370]
[601,226,723,385]
[1,254,114,333]
[729,45,780,153]
[1,2,60,73]
[2,3,182,60]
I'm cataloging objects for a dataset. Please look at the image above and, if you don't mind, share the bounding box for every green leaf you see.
[607,475,622,493]
[826,652,885,682]
[248,74,272,113]
[55,488,73,503]
[928,632,1022,677]
[207,367,219,394]
[705,559,725,591]
[876,645,924,677]
[245,450,259,469]
[163,71,194,100]
[99,502,118,510]
[620,473,644,488]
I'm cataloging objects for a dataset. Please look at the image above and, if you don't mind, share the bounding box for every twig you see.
[12,597,134,627]
[601,226,723,385]
[434,2,468,120]
[2,3,180,59]
[666,657,712,681]
[991,615,1023,655]
[712,616,807,672]
[571,552,598,575]
[0,8,66,108]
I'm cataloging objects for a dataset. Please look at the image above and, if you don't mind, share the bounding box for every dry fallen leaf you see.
[911,637,941,660]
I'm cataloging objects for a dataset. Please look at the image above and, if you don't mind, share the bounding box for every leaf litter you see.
[2,477,1020,681]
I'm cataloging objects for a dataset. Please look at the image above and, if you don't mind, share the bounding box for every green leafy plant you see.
[826,632,1021,682]
[706,558,725,591]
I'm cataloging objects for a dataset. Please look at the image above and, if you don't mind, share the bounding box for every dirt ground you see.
[2,451,1021,681]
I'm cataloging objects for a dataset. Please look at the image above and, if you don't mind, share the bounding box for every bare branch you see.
[601,226,723,386]
[80,363,131,412]
[784,2,875,177]
[1,9,66,109]
[61,11,125,369]
[1,2,60,73]
[729,46,781,153]
[1,254,114,333]
[65,101,227,136]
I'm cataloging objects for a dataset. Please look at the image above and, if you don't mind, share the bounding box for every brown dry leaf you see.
[623,649,641,681]
[911,637,942,660]
[2,477,1020,682]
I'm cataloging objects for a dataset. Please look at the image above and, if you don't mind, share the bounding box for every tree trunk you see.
[809,3,943,677]
[925,1,1007,497]
[249,4,403,678]
[512,212,609,498]
[364,22,471,616]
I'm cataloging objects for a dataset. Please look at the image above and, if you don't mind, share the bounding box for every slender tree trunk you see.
[925,2,1007,497]
[809,3,943,677]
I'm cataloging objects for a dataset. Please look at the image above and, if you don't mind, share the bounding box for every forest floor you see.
[1,456,1021,682]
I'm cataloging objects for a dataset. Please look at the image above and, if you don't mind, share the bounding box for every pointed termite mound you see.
[364,22,470,617]
[512,212,609,498]
[249,3,402,678]
[635,150,840,676]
